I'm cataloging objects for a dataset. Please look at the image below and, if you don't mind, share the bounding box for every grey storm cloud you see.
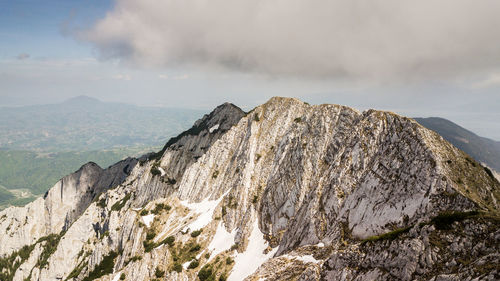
[82,0,500,81]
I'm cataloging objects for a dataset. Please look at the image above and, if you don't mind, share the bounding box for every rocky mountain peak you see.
[0,97,499,281]
[159,102,244,151]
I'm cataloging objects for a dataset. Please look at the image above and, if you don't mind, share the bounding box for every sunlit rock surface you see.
[1,97,498,281]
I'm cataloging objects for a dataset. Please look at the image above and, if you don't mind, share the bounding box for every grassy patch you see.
[190,244,201,252]
[143,240,156,253]
[146,229,156,240]
[429,210,479,230]
[170,240,203,267]
[171,263,182,273]
[151,167,162,177]
[198,264,215,281]
[111,193,132,212]
[191,229,203,238]
[0,244,36,281]
[96,196,107,208]
[81,251,118,281]
[159,235,175,247]
[0,231,69,281]
[155,267,165,278]
[188,259,199,269]
[362,226,412,244]
[65,260,88,281]
[152,203,171,215]
[362,210,488,245]
[36,233,64,269]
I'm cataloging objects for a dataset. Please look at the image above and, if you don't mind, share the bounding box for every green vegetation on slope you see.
[0,185,14,202]
[81,251,118,281]
[0,231,65,281]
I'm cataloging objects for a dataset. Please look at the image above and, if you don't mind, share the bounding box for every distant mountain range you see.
[415,117,500,172]
[0,95,205,151]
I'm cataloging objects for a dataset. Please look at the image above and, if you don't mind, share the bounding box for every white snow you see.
[131,207,142,211]
[182,261,191,270]
[209,124,220,133]
[228,219,277,281]
[158,167,166,176]
[112,273,121,281]
[180,190,230,232]
[142,214,155,228]
[206,222,237,261]
[316,242,325,248]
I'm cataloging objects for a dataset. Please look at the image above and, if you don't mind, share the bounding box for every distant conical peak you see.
[63,95,101,105]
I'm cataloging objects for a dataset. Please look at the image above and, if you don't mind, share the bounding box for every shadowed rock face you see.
[1,97,499,281]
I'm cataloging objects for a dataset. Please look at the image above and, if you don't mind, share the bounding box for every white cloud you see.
[81,0,500,82]
[157,73,188,80]
[173,74,189,80]
[112,74,131,80]
[472,73,500,88]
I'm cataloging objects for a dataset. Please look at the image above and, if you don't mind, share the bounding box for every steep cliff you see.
[0,97,498,281]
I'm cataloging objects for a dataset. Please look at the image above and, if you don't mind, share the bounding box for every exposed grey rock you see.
[0,97,498,281]
[0,158,136,255]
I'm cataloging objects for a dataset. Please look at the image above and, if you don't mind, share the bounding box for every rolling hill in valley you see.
[0,96,204,209]
[0,98,498,281]
[415,117,500,174]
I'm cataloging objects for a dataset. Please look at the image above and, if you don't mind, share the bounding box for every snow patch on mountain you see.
[209,124,219,133]
[228,219,277,281]
[141,214,155,228]
[158,167,166,176]
[180,190,230,231]
[207,222,237,261]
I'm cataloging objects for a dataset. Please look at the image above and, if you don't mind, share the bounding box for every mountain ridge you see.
[415,117,500,173]
[0,97,499,281]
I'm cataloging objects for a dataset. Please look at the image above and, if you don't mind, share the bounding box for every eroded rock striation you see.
[1,97,498,281]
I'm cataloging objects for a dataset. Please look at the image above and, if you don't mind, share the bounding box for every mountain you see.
[0,148,157,209]
[0,96,204,151]
[415,117,500,173]
[0,97,499,281]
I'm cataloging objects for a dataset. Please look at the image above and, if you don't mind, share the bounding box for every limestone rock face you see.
[0,158,136,255]
[1,97,498,281]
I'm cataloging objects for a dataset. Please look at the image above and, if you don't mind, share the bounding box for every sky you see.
[0,0,499,140]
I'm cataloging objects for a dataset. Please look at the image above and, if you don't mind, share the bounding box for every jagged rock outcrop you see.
[132,102,245,206]
[1,97,498,281]
[0,158,136,255]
